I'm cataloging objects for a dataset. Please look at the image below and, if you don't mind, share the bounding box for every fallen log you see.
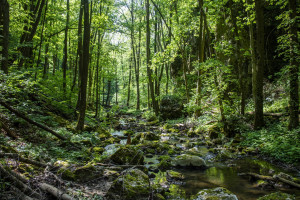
[39,183,73,200]
[0,100,67,140]
[274,175,300,189]
[0,164,42,199]
[0,118,18,139]
[239,172,300,189]
[0,153,48,168]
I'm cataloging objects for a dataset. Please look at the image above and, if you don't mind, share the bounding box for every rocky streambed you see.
[56,115,300,200]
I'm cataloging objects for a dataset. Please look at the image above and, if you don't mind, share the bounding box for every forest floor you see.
[1,87,300,199]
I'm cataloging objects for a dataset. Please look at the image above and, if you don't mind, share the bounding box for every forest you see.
[0,0,299,199]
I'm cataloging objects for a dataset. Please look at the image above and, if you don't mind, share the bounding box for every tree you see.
[0,0,9,74]
[253,0,264,129]
[146,0,159,115]
[288,0,299,130]
[62,0,70,94]
[76,0,90,131]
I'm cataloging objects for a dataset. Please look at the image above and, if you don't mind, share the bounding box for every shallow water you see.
[177,158,300,200]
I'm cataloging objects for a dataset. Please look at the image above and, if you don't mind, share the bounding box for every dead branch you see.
[239,172,300,189]
[0,117,18,139]
[0,100,67,140]
[39,183,73,200]
[274,175,300,189]
[0,153,48,168]
[0,164,42,199]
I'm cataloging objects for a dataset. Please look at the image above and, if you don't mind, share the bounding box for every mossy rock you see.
[97,127,111,139]
[160,95,183,120]
[90,146,105,154]
[146,119,160,126]
[153,193,166,200]
[194,187,238,200]
[207,124,220,139]
[57,168,75,181]
[73,164,100,182]
[172,154,206,169]
[144,132,160,141]
[124,130,134,136]
[104,137,121,145]
[138,141,170,155]
[106,169,150,200]
[257,192,295,200]
[110,146,144,165]
[166,170,184,181]
[158,156,172,171]
[163,124,172,130]
[216,150,235,161]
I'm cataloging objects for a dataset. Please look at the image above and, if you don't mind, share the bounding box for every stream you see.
[106,117,300,200]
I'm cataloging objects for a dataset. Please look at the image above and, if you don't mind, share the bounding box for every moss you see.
[146,119,160,126]
[169,128,179,133]
[154,193,165,200]
[54,160,70,168]
[74,164,96,182]
[158,155,172,171]
[163,124,172,130]
[257,192,295,200]
[124,130,134,136]
[166,170,184,181]
[90,147,105,153]
[0,145,18,153]
[57,168,75,181]
[167,149,176,155]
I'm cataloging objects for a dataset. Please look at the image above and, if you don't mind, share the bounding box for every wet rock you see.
[194,187,238,200]
[110,145,144,165]
[144,132,160,141]
[160,95,183,120]
[166,170,184,181]
[172,154,206,169]
[106,169,150,200]
[257,192,295,200]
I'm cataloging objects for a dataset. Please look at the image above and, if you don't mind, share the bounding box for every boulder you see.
[257,192,295,200]
[110,146,144,165]
[194,187,238,200]
[106,169,150,200]
[172,154,206,169]
[166,170,184,181]
[160,95,183,120]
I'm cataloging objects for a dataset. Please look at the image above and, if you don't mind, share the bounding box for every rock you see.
[257,192,295,200]
[96,127,111,139]
[57,168,75,181]
[90,146,105,154]
[160,95,183,120]
[144,132,160,141]
[216,150,235,161]
[194,187,238,200]
[73,164,100,182]
[166,170,184,181]
[106,169,150,200]
[207,124,219,139]
[158,155,172,171]
[172,154,206,169]
[110,145,144,165]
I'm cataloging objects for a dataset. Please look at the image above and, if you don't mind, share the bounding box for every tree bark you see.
[146,0,159,115]
[62,0,70,95]
[288,0,299,130]
[253,0,264,129]
[0,0,9,74]
[76,0,90,131]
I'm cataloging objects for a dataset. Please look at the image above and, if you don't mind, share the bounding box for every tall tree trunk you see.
[75,1,84,111]
[127,59,132,107]
[146,0,159,115]
[253,0,264,129]
[288,0,299,130]
[106,80,111,106]
[62,0,70,95]
[76,0,90,131]
[195,0,205,117]
[0,0,9,74]
[95,33,101,118]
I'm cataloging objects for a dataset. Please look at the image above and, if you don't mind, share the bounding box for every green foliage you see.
[242,124,300,163]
